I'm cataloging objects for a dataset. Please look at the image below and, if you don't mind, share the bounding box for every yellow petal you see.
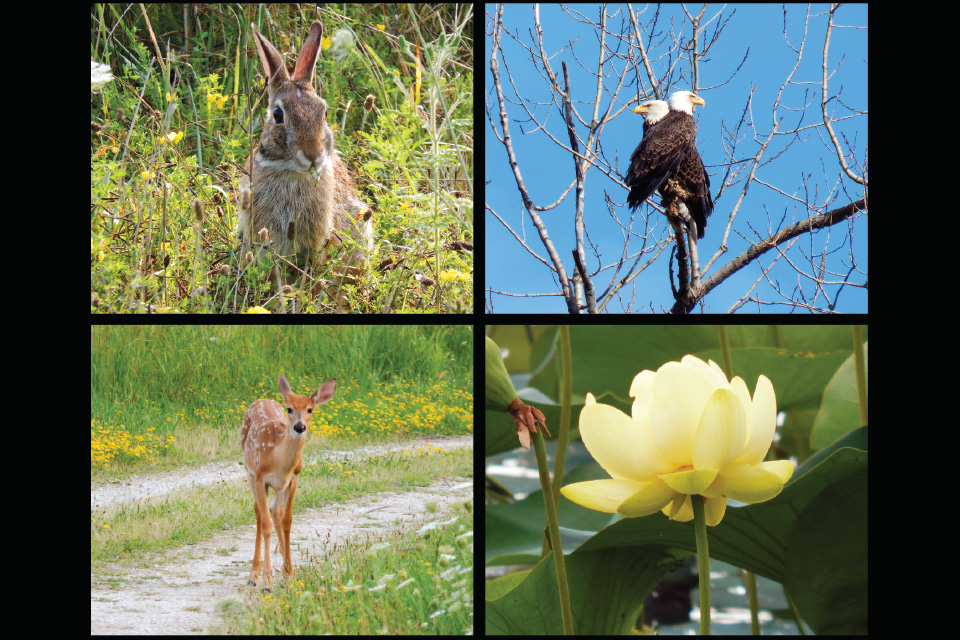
[664,493,690,520]
[738,375,777,465]
[616,478,676,517]
[629,370,656,421]
[681,355,729,388]
[758,459,795,483]
[663,494,728,526]
[728,376,753,414]
[705,497,727,526]
[693,388,746,470]
[579,402,673,481]
[560,478,645,513]
[701,472,727,498]
[659,468,719,495]
[649,361,715,466]
[720,462,789,503]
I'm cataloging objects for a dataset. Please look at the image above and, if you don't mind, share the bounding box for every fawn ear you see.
[312,378,338,405]
[278,373,291,396]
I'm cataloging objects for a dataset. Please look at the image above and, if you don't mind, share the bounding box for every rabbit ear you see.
[291,21,323,85]
[250,24,289,85]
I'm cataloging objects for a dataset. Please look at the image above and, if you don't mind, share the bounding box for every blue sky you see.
[484,4,868,314]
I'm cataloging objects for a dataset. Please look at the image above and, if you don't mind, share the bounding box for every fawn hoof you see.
[248,579,271,592]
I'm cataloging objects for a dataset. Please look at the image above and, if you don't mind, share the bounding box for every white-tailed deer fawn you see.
[240,373,337,589]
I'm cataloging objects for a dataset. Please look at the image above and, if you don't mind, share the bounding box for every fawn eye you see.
[273,107,284,124]
[287,407,293,414]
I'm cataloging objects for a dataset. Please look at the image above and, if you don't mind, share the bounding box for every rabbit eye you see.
[272,107,284,124]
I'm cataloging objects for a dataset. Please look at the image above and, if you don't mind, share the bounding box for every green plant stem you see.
[692,494,711,635]
[550,325,572,508]
[852,325,868,427]
[744,569,759,634]
[532,428,574,635]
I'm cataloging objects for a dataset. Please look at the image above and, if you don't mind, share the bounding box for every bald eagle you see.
[634,99,669,136]
[626,91,713,239]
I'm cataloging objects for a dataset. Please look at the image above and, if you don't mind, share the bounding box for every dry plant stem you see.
[532,428,574,634]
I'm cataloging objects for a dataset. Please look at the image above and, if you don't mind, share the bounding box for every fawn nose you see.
[294,422,307,433]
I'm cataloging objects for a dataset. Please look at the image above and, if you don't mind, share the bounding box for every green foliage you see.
[91,5,473,313]
[485,325,868,634]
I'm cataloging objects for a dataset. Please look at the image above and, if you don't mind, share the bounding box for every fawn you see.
[240,373,337,589]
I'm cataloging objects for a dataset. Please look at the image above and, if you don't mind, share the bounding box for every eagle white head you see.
[668,90,706,115]
[633,100,670,126]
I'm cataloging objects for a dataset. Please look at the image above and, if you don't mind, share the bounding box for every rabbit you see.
[236,21,373,285]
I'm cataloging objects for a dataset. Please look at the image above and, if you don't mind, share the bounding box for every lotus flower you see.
[561,355,794,526]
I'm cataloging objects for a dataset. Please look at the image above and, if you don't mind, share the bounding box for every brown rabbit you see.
[237,21,372,285]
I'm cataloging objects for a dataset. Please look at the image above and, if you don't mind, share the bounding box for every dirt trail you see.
[90,436,473,635]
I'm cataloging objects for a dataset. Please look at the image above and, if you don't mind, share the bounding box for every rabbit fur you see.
[237,21,372,277]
